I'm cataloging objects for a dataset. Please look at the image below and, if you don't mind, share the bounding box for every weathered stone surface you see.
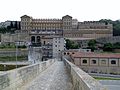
[20,61,73,90]
[64,58,107,90]
[0,59,55,90]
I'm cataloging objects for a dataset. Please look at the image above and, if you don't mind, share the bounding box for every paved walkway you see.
[20,61,73,90]
[100,80,120,90]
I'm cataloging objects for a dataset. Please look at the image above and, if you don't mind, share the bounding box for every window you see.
[87,50,89,52]
[36,36,40,43]
[72,52,75,54]
[67,52,69,55]
[111,60,116,64]
[43,41,46,45]
[92,60,96,64]
[83,59,87,64]
[31,36,35,43]
[101,60,106,64]
[64,52,66,55]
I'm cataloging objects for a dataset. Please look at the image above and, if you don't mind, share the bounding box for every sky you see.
[0,0,120,22]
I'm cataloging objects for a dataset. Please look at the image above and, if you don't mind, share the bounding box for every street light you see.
[15,33,18,68]
[15,41,18,68]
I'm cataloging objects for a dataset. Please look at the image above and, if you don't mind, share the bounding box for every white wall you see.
[28,47,42,64]
[53,37,65,59]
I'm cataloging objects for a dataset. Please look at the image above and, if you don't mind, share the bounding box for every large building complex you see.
[0,15,114,60]
[20,15,113,60]
[20,15,113,39]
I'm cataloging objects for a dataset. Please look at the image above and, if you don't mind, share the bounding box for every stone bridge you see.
[0,58,107,90]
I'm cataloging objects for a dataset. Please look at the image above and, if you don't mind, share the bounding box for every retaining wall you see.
[0,59,55,90]
[63,58,107,90]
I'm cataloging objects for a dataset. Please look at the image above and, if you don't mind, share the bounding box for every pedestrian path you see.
[20,61,73,90]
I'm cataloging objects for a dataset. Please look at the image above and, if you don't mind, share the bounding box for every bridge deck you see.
[20,61,73,90]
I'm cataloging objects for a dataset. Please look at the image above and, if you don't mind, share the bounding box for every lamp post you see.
[15,42,18,68]
[15,33,18,68]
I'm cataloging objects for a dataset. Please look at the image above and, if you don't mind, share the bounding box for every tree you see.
[103,43,113,51]
[88,40,96,47]
[14,21,18,29]
[66,39,79,49]
[87,40,97,51]
[113,42,120,49]
[10,22,13,28]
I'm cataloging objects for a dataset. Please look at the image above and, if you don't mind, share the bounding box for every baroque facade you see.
[20,15,113,60]
[20,15,113,39]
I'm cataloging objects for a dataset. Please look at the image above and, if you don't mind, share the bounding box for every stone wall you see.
[96,36,120,44]
[73,57,120,75]
[1,33,29,44]
[63,58,107,90]
[0,49,28,56]
[0,59,55,90]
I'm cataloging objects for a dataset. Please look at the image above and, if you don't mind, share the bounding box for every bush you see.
[18,45,27,48]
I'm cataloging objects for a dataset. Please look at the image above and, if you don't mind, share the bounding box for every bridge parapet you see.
[64,58,107,90]
[0,59,55,90]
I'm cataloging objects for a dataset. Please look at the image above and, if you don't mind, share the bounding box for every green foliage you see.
[0,27,15,34]
[87,40,97,51]
[103,43,113,51]
[93,77,120,80]
[113,42,120,49]
[0,44,16,49]
[0,64,27,71]
[18,45,27,48]
[66,39,79,49]
[88,40,96,47]
[99,19,113,24]
[0,56,28,62]
[0,44,27,49]
[103,42,120,51]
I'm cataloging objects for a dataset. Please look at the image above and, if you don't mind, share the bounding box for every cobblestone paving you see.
[20,61,73,90]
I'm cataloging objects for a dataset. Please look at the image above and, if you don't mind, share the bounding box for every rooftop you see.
[71,52,120,58]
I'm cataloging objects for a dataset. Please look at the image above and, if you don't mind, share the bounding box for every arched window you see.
[43,41,46,45]
[83,59,87,64]
[36,36,41,43]
[92,60,96,64]
[72,52,75,54]
[67,52,69,55]
[111,60,116,64]
[31,36,35,43]
[101,60,106,64]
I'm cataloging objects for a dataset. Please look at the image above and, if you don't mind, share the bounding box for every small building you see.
[41,36,65,60]
[69,52,120,75]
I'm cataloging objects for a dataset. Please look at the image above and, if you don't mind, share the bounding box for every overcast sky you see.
[0,0,120,22]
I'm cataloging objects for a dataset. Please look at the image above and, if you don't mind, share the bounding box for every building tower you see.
[62,15,72,31]
[20,15,32,31]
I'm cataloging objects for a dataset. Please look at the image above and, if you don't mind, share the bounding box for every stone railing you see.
[63,58,107,90]
[0,59,55,90]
